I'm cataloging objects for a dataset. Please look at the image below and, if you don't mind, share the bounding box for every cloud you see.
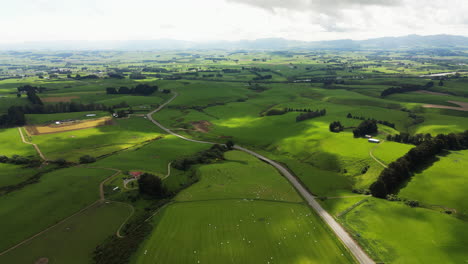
[227,0,401,15]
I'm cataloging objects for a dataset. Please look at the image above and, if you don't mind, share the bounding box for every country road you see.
[146,92,374,264]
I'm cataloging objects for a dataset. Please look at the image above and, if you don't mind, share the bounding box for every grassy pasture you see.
[0,201,132,264]
[135,200,354,264]
[0,128,36,157]
[0,163,37,188]
[0,167,113,251]
[341,198,468,263]
[30,117,162,162]
[399,150,468,216]
[176,151,302,202]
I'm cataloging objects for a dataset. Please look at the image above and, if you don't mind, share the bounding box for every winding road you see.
[146,92,374,264]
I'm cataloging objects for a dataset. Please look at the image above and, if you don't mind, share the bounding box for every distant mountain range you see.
[1,34,468,51]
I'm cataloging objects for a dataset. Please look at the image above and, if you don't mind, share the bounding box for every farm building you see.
[368,138,380,143]
[85,114,96,117]
[365,135,372,138]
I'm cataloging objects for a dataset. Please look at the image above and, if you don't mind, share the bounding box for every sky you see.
[1,0,467,43]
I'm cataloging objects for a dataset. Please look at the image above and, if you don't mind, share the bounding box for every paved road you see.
[147,92,374,264]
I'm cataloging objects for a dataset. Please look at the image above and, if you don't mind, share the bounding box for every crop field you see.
[0,167,113,251]
[399,150,468,216]
[0,201,132,264]
[26,116,113,135]
[134,151,355,264]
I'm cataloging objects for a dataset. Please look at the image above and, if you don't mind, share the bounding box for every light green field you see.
[135,200,354,264]
[176,151,302,202]
[0,167,113,251]
[133,150,355,263]
[30,117,163,162]
[0,128,36,157]
[341,198,468,263]
[0,201,132,264]
[399,150,468,216]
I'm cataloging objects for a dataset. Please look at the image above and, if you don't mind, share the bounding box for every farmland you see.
[0,49,467,263]
[134,151,355,264]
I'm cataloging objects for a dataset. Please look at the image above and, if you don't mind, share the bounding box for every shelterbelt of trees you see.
[106,84,158,96]
[380,81,434,97]
[0,85,130,128]
[370,131,468,198]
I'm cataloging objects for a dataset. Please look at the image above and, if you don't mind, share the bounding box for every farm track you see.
[0,166,134,256]
[369,141,388,169]
[17,127,47,161]
[147,92,375,264]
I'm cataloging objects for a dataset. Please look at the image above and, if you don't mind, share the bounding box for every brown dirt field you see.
[191,120,212,133]
[423,101,468,112]
[41,96,79,103]
[35,258,49,264]
[415,90,450,96]
[26,117,113,135]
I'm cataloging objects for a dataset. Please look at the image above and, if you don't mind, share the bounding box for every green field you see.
[133,151,355,263]
[0,201,132,264]
[341,198,468,263]
[30,117,163,162]
[0,128,36,157]
[0,167,113,251]
[399,150,468,216]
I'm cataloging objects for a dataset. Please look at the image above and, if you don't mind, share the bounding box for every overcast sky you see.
[1,0,467,43]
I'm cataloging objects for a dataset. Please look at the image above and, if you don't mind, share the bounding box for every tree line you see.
[106,84,158,96]
[386,132,433,145]
[370,130,468,198]
[380,81,434,97]
[346,113,395,129]
[295,109,326,122]
[353,120,378,137]
[172,144,229,171]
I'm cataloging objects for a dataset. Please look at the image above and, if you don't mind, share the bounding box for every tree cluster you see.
[346,113,395,129]
[380,82,434,97]
[172,144,227,171]
[329,121,344,133]
[0,154,40,167]
[129,73,147,79]
[295,109,326,122]
[352,120,378,137]
[370,131,468,198]
[106,84,158,96]
[0,106,26,128]
[138,173,168,199]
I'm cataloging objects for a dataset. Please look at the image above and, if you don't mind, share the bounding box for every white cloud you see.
[0,0,466,43]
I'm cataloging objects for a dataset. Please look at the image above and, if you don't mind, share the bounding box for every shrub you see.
[79,155,96,164]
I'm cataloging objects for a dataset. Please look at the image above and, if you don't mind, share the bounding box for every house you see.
[368,138,380,143]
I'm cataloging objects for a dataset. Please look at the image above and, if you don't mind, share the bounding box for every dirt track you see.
[423,101,468,112]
